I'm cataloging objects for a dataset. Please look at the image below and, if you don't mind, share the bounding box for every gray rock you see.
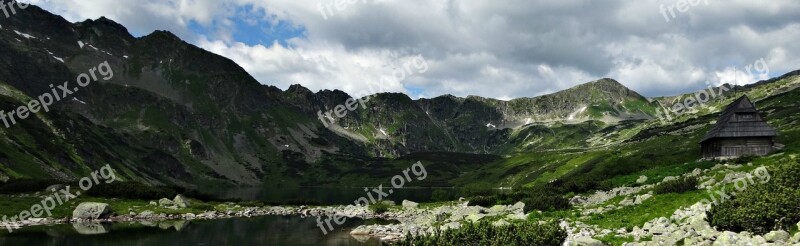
[72,202,113,220]
[791,232,800,243]
[379,200,396,206]
[149,201,158,206]
[401,200,418,209]
[158,198,174,206]
[633,194,652,205]
[137,210,155,219]
[350,225,370,235]
[662,176,678,182]
[636,175,648,184]
[466,213,486,222]
[488,205,506,214]
[511,201,525,213]
[492,219,510,227]
[764,230,790,242]
[173,195,191,208]
[573,236,603,246]
[713,231,739,246]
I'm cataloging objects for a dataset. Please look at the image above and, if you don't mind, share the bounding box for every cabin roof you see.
[700,95,778,143]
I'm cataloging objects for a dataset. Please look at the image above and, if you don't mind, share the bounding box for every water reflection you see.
[0,216,382,246]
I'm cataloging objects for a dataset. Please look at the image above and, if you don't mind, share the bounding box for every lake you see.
[0,187,487,245]
[0,215,386,245]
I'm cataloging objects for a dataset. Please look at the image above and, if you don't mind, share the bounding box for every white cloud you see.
[30,0,800,99]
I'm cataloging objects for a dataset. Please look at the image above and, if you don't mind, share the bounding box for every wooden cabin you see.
[700,95,778,159]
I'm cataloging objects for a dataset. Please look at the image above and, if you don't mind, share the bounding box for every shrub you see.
[467,196,497,207]
[0,179,61,194]
[390,221,566,246]
[731,155,756,165]
[522,195,570,213]
[369,202,391,214]
[192,203,216,211]
[653,177,698,194]
[431,189,451,202]
[707,160,800,234]
[84,181,179,200]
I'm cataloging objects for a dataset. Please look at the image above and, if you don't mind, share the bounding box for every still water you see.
[0,215,385,245]
[0,187,481,245]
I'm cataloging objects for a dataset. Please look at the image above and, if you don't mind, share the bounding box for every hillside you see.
[0,4,798,193]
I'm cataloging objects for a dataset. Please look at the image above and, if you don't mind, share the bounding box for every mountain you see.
[0,4,797,189]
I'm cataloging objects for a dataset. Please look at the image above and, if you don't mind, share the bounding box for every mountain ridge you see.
[0,4,797,189]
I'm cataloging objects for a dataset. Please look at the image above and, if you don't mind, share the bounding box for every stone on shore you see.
[72,202,114,220]
[174,194,191,208]
[401,200,418,209]
[764,230,790,242]
[158,198,174,206]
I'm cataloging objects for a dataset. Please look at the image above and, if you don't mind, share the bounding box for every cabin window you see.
[736,113,756,121]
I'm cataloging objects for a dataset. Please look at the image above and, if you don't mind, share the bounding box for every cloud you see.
[29,0,800,99]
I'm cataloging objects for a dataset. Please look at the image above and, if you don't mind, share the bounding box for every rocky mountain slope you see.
[0,4,796,189]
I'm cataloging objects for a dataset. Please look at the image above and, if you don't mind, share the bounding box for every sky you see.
[26,0,800,100]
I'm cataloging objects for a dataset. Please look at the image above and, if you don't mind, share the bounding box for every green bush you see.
[84,181,179,200]
[653,177,698,194]
[369,202,391,214]
[431,189,451,202]
[0,179,61,194]
[467,196,497,207]
[707,160,800,234]
[390,221,566,246]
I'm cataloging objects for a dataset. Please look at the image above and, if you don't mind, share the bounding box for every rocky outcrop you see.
[72,202,114,220]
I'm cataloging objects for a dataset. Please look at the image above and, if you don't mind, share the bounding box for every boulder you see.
[764,230,790,242]
[662,176,678,182]
[791,232,800,243]
[158,198,174,206]
[401,200,418,209]
[492,219,510,227]
[173,195,191,208]
[511,201,525,213]
[379,200,396,206]
[573,236,603,246]
[136,210,155,219]
[350,225,370,235]
[489,205,506,214]
[636,175,648,184]
[713,231,739,246]
[72,202,113,220]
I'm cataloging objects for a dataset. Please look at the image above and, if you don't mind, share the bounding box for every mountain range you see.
[0,4,798,189]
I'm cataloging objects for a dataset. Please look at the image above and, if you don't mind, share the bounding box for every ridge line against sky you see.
[23,0,800,100]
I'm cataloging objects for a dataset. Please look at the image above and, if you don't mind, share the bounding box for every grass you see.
[583,191,706,231]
